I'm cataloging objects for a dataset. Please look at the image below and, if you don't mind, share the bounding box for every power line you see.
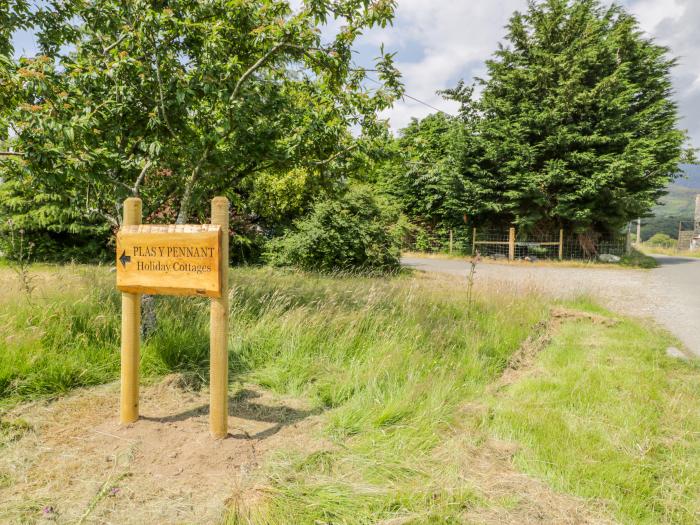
[363,74,456,117]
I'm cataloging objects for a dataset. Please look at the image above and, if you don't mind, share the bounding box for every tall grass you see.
[637,243,700,258]
[223,268,548,523]
[0,265,213,402]
[3,265,697,523]
[0,265,548,522]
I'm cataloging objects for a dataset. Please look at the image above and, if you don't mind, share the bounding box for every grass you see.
[489,309,700,524]
[619,248,659,268]
[637,244,700,259]
[1,264,699,523]
[404,248,659,269]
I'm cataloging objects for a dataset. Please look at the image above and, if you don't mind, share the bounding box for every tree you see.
[470,0,694,247]
[1,0,29,145]
[380,112,463,227]
[1,0,402,260]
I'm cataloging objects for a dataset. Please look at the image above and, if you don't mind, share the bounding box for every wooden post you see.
[626,229,633,255]
[210,197,229,439]
[558,228,564,261]
[449,229,453,254]
[472,227,477,255]
[508,227,516,261]
[636,218,641,244]
[120,197,142,424]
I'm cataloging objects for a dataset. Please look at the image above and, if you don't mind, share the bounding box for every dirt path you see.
[402,255,700,357]
[0,378,326,524]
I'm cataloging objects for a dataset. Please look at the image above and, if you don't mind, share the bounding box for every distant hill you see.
[675,164,700,189]
[641,165,699,240]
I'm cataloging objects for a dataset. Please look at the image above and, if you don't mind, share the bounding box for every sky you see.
[351,0,700,147]
[11,0,700,148]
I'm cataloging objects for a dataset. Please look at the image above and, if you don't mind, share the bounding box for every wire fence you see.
[404,227,630,261]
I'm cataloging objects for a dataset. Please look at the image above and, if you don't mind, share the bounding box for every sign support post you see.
[209,197,229,438]
[120,197,142,424]
[116,196,229,437]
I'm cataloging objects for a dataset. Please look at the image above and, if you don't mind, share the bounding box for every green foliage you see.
[471,0,693,234]
[379,111,472,228]
[265,187,407,271]
[647,232,674,247]
[378,0,694,244]
[0,0,402,261]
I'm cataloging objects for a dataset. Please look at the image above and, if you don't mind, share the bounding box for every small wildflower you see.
[42,505,55,515]
[109,487,120,497]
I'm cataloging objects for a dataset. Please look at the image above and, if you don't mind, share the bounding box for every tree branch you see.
[86,206,119,228]
[231,41,287,102]
[176,146,211,224]
[103,33,129,54]
[152,37,176,138]
[310,144,358,166]
[0,151,24,157]
[132,159,153,196]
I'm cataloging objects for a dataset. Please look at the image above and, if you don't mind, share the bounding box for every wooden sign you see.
[118,197,230,439]
[116,224,222,297]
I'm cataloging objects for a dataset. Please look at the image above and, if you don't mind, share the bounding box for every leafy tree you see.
[1,0,29,145]
[265,186,406,271]
[372,82,481,250]
[381,112,465,228]
[469,0,694,245]
[1,0,402,260]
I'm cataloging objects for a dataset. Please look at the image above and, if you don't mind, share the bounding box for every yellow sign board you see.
[116,224,222,297]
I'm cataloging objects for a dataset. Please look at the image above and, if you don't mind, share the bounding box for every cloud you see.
[356,0,699,147]
[631,0,700,149]
[357,1,526,131]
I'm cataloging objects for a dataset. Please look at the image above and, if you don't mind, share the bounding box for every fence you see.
[406,227,630,261]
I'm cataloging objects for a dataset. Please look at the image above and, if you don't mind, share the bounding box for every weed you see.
[2,221,37,301]
[466,250,481,313]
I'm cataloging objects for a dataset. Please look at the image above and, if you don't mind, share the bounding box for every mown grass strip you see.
[488,310,700,524]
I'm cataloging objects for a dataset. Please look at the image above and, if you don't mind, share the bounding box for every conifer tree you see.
[471,0,694,243]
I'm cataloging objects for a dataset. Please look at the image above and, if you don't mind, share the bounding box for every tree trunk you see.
[578,230,600,258]
[176,147,210,225]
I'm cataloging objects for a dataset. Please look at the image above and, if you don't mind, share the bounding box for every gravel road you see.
[403,255,700,357]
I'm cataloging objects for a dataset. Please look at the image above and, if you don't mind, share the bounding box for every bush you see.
[265,187,407,271]
[646,233,676,249]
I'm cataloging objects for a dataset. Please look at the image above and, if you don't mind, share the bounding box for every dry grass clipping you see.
[0,377,327,524]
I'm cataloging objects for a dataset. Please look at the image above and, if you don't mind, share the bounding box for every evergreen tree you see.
[471,0,694,243]
[379,82,482,232]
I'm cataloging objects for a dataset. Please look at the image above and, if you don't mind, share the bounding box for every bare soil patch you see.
[0,377,326,524]
[452,437,615,524]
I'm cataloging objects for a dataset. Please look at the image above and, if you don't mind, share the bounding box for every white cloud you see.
[359,0,526,130]
[356,0,700,147]
[627,0,684,32]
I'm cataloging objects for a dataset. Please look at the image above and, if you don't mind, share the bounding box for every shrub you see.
[647,232,676,248]
[265,187,406,271]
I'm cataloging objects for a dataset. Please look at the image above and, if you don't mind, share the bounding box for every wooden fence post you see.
[210,197,230,438]
[120,197,142,424]
[508,227,515,261]
[472,227,477,255]
[449,229,453,254]
[559,228,564,261]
